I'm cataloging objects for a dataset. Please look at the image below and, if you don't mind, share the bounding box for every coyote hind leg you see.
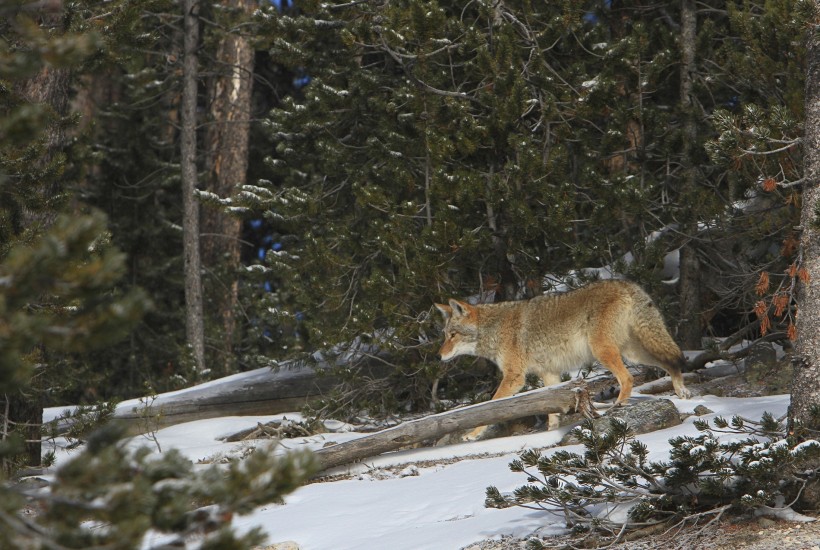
[589,338,634,406]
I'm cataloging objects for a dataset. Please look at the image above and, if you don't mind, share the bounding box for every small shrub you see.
[487,413,820,544]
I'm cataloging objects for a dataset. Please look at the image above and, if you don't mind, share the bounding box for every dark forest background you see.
[2,0,816,465]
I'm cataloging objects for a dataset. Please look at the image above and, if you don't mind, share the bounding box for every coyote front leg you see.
[463,369,525,441]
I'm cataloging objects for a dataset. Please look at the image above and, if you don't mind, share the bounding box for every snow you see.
[233,458,565,550]
[42,390,794,550]
[581,76,600,90]
[792,439,820,455]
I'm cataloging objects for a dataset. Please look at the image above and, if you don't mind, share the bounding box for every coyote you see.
[435,280,691,440]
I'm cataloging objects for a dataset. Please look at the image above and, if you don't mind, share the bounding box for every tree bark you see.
[677,0,702,350]
[202,0,256,373]
[314,384,588,473]
[14,68,72,234]
[181,0,206,372]
[485,166,519,301]
[51,358,393,436]
[791,22,820,432]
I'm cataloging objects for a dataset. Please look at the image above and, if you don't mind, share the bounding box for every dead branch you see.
[687,332,788,372]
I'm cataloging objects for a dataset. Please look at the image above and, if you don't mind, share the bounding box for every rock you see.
[744,342,793,395]
[694,404,714,416]
[757,517,777,529]
[560,398,681,445]
[261,542,301,550]
[745,342,778,370]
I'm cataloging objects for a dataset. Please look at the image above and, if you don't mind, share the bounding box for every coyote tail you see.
[634,299,687,370]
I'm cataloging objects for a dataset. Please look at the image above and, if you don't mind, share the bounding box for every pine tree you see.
[76,0,203,395]
[200,0,257,375]
[1,420,315,549]
[705,0,812,342]
[72,0,249,392]
[0,212,150,394]
[1,2,116,469]
[180,0,207,374]
[0,209,150,473]
[239,1,596,410]
[75,0,293,389]
[1,8,314,545]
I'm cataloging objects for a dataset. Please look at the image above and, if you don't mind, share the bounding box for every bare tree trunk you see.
[677,0,702,350]
[485,166,518,302]
[791,23,820,431]
[14,20,72,235]
[202,0,256,374]
[182,0,206,372]
[790,20,820,510]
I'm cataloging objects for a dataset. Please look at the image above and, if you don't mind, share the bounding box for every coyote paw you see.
[673,382,692,399]
[462,427,487,442]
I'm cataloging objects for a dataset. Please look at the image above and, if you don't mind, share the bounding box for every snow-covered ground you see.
[43,383,790,550]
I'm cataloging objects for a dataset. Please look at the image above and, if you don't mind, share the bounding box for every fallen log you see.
[111,364,334,431]
[314,382,595,473]
[51,358,390,435]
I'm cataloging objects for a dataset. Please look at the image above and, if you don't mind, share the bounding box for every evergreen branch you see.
[377,35,487,107]
[740,138,802,156]
[327,0,373,9]
[0,508,71,550]
[493,2,581,97]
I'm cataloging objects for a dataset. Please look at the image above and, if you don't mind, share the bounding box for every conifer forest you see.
[4,0,820,547]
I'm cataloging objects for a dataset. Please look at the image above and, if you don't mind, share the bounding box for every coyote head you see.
[434,299,478,361]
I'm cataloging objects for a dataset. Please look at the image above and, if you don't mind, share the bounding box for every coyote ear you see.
[448,299,474,318]
[434,303,452,320]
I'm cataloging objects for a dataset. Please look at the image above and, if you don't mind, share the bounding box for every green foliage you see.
[487,414,820,542]
[43,402,119,455]
[1,0,810,413]
[704,0,816,338]
[1,423,316,549]
[0,10,313,545]
[224,0,813,415]
[0,209,149,472]
[0,5,100,79]
[0,211,150,393]
[72,0,198,396]
[0,13,91,252]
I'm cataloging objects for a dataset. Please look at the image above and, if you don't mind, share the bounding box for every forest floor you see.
[464,517,820,550]
[463,513,820,549]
